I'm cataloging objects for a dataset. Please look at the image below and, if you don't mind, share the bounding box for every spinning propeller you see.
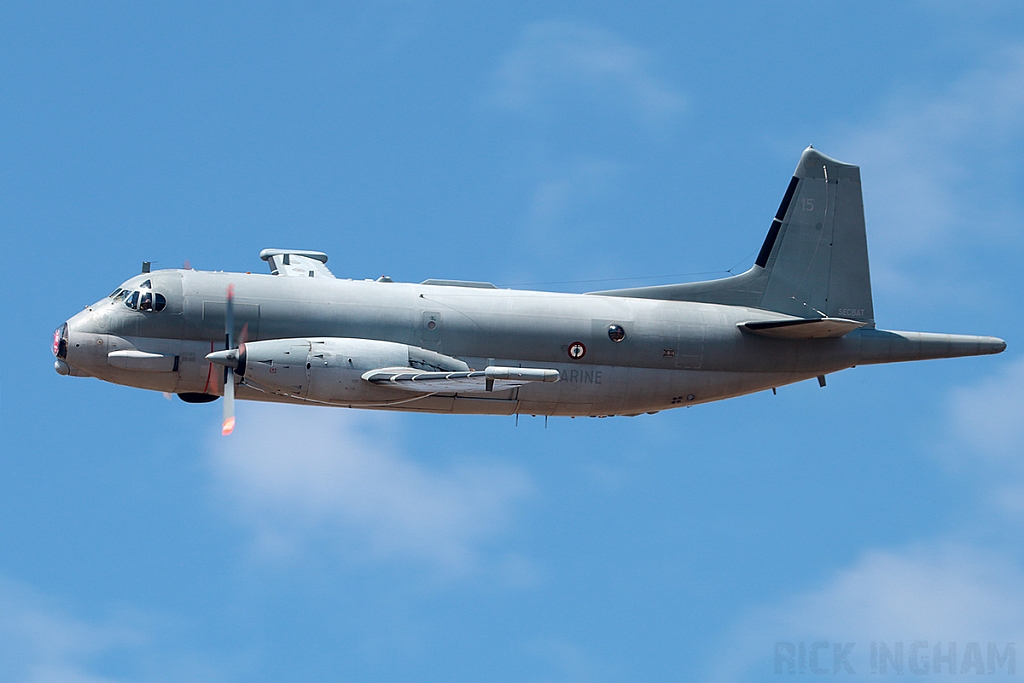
[211,284,248,436]
[222,284,236,435]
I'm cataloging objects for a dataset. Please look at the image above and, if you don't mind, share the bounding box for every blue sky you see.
[3,3,1024,681]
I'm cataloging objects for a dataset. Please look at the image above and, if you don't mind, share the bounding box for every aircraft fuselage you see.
[56,268,1003,417]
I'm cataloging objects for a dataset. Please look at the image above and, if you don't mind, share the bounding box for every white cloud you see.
[710,545,1024,681]
[708,358,1024,681]
[706,354,1024,681]
[521,156,621,252]
[943,358,1024,517]
[491,20,685,126]
[0,576,144,683]
[485,21,685,275]
[0,577,224,683]
[836,48,1024,301]
[767,546,1024,641]
[209,404,533,574]
[949,358,1024,458]
[526,638,602,683]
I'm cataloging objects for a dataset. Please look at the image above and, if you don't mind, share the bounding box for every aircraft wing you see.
[259,249,335,278]
[362,366,559,393]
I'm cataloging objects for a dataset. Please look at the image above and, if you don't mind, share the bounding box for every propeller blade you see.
[225,284,235,350]
[222,367,235,435]
[221,284,237,436]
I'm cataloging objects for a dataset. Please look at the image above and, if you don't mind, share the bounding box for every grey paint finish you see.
[54,148,1005,419]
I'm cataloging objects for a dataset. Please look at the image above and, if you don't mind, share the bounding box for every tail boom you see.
[856,329,1006,365]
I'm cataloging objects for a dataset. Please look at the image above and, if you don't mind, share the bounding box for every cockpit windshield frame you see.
[114,285,166,312]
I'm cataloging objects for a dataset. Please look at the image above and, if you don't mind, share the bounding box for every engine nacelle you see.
[232,337,470,402]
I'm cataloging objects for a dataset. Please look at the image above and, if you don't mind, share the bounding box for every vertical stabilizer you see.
[590,147,875,326]
[758,147,874,324]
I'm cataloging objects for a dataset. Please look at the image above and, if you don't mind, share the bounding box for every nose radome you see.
[53,322,71,375]
[55,308,109,376]
[52,323,68,359]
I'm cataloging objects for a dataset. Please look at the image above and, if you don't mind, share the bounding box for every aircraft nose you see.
[52,322,69,359]
[53,322,71,375]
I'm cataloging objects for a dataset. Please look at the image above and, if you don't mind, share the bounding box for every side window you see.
[109,288,122,299]
[154,293,167,312]
[139,292,153,311]
[124,291,139,309]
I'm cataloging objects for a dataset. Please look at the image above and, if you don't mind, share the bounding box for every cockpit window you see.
[140,279,152,289]
[116,287,166,312]
[109,288,122,298]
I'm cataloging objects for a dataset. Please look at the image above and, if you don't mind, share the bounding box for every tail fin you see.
[756,147,874,322]
[591,147,875,326]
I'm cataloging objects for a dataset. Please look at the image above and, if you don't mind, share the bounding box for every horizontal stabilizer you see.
[740,317,866,339]
[363,366,559,393]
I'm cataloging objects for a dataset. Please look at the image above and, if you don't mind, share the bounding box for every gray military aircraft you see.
[54,148,1005,435]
